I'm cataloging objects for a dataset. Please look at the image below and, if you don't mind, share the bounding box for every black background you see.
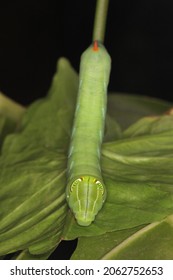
[1,0,173,259]
[1,0,173,106]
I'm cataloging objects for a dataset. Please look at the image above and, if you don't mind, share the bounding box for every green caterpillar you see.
[66,41,111,226]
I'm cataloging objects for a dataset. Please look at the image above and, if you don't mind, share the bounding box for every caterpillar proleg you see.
[66,41,111,226]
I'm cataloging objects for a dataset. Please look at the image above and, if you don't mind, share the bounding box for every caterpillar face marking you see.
[66,41,111,226]
[66,176,106,226]
[70,177,83,191]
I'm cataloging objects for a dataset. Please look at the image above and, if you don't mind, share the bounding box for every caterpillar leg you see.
[66,176,106,226]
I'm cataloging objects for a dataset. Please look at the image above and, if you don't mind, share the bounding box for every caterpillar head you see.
[66,176,106,226]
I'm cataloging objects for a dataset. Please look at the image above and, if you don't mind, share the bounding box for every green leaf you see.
[104,114,122,142]
[100,214,173,260]
[107,93,172,130]
[0,58,78,256]
[71,225,144,259]
[0,92,25,148]
[12,248,55,260]
[123,112,173,137]
[0,92,25,123]
[71,214,173,259]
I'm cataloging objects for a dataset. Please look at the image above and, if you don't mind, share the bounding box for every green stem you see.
[92,0,110,43]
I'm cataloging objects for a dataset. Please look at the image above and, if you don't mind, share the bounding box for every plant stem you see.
[92,0,109,43]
